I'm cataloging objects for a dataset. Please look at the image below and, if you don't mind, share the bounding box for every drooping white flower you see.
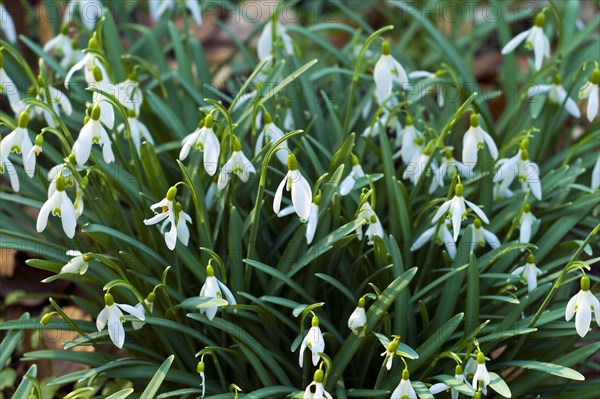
[0,3,16,42]
[462,113,498,167]
[355,201,383,245]
[431,183,490,242]
[283,107,294,130]
[217,138,256,190]
[47,163,84,219]
[64,34,108,88]
[305,196,320,245]
[347,298,367,335]
[527,75,581,118]
[518,204,537,249]
[149,0,202,26]
[117,110,154,156]
[373,41,409,104]
[0,140,19,191]
[403,142,437,186]
[471,352,491,393]
[65,0,103,30]
[43,24,72,59]
[88,66,115,129]
[298,316,325,367]
[380,336,399,371]
[391,369,417,399]
[429,365,473,399]
[37,86,73,128]
[400,117,423,163]
[132,293,155,330]
[1,111,35,177]
[197,361,206,398]
[0,55,21,114]
[470,218,501,253]
[96,292,145,349]
[114,70,144,114]
[179,114,220,176]
[340,154,366,196]
[60,250,89,274]
[410,221,457,259]
[408,70,445,107]
[255,112,289,164]
[257,20,294,61]
[199,265,236,321]
[60,39,83,70]
[565,275,600,337]
[433,147,469,192]
[579,67,600,122]
[494,146,542,200]
[36,173,77,238]
[592,154,600,191]
[493,182,515,201]
[273,154,312,221]
[158,202,192,250]
[72,105,115,165]
[511,254,542,293]
[304,369,333,399]
[501,12,550,71]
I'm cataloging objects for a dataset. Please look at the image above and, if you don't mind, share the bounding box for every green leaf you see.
[140,355,175,398]
[499,360,584,381]
[177,296,229,309]
[0,313,27,367]
[12,364,36,399]
[105,388,134,399]
[432,375,475,395]
[488,372,512,398]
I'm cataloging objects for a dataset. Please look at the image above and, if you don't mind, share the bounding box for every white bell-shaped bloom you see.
[114,71,143,114]
[0,60,21,115]
[470,218,501,253]
[431,183,489,242]
[429,365,473,399]
[255,112,289,164]
[471,352,491,393]
[340,155,366,196]
[404,144,437,186]
[511,255,542,292]
[374,41,409,104]
[348,298,367,335]
[37,86,73,128]
[65,0,103,30]
[0,142,19,191]
[501,12,550,71]
[61,39,83,70]
[89,66,115,129]
[408,70,445,107]
[528,75,581,118]
[72,105,114,165]
[117,110,154,156]
[462,113,498,167]
[299,316,325,367]
[179,114,220,176]
[283,107,294,130]
[43,25,72,59]
[197,361,206,398]
[304,369,333,399]
[143,186,176,242]
[132,294,155,330]
[305,199,319,244]
[96,292,145,349]
[565,275,600,337]
[199,265,236,321]
[494,147,542,200]
[36,174,77,238]
[433,147,469,192]
[592,154,600,191]
[518,204,537,249]
[273,154,312,221]
[391,369,417,399]
[400,117,423,163]
[257,20,294,61]
[579,68,600,122]
[356,201,383,245]
[380,337,399,370]
[60,250,89,274]
[411,221,457,259]
[64,35,108,88]
[150,0,202,25]
[158,203,192,250]
[0,3,16,42]
[47,164,83,219]
[1,111,35,177]
[217,139,256,190]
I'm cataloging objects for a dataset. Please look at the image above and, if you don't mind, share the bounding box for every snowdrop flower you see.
[373,41,409,104]
[257,20,294,61]
[471,352,490,393]
[160,202,192,249]
[65,34,108,88]
[578,67,599,122]
[340,154,366,196]
[518,204,537,249]
[408,69,446,107]
[96,292,145,349]
[283,106,294,130]
[179,114,220,176]
[380,336,399,370]
[88,66,115,129]
[400,116,423,163]
[72,105,114,165]
[0,52,21,115]
[1,111,35,177]
[197,361,206,398]
[0,139,19,191]
[199,265,236,321]
[255,112,288,164]
[404,141,437,186]
[144,185,176,233]
[501,12,549,71]
[61,39,83,70]
[43,25,72,59]
[462,113,498,167]
[433,148,469,193]
[0,3,16,42]
[299,316,325,367]
[304,369,333,399]
[117,110,154,156]
[37,173,77,238]
[60,250,89,274]
[565,275,600,337]
[411,221,456,259]
[273,154,312,221]
[528,74,580,118]
[429,365,473,399]
[347,298,367,335]
[132,293,155,330]
[494,145,542,200]
[37,86,73,128]
[150,0,202,26]
[511,254,542,292]
[391,369,417,399]
[65,0,103,30]
[47,164,85,218]
[432,183,490,242]
[114,69,143,114]
[470,218,501,253]
[217,137,256,190]
[592,154,600,191]
[356,201,383,245]
[305,195,320,244]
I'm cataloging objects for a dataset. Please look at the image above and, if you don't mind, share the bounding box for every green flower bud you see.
[83,115,90,125]
[520,149,529,161]
[197,361,205,373]
[414,136,424,145]
[127,108,136,118]
[405,115,413,126]
[92,66,103,82]
[313,194,321,205]
[206,265,215,277]
[91,105,101,121]
[474,218,482,229]
[88,35,99,50]
[68,153,77,164]
[174,201,183,213]
[351,153,360,166]
[402,368,410,380]
[553,74,562,85]
[381,40,391,56]
[71,38,79,50]
[455,365,463,375]
[455,183,464,197]
[314,369,324,383]
[423,140,435,156]
[40,313,53,325]
[370,215,377,224]
[534,12,545,27]
[60,24,70,35]
[581,275,590,291]
[470,113,479,127]
[387,338,399,352]
[527,254,535,264]
[147,292,156,302]
[591,68,600,85]
[357,297,365,308]
[232,136,242,152]
[204,114,214,128]
[287,154,298,171]
[443,148,453,159]
[166,186,178,201]
[35,134,44,147]
[55,175,66,192]
[104,293,115,306]
[127,68,138,81]
[263,111,272,124]
[476,351,485,364]
[18,112,29,128]
[311,315,319,327]
[523,204,531,213]
[83,254,93,262]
